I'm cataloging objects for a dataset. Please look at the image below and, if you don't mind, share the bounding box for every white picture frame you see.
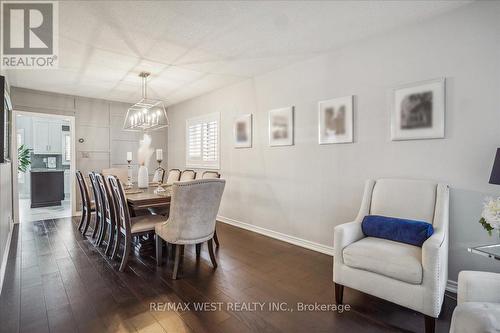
[318,95,354,144]
[269,106,294,147]
[391,78,445,141]
[234,114,252,148]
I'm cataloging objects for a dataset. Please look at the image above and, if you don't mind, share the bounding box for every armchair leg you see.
[155,234,163,266]
[334,283,344,305]
[424,315,435,333]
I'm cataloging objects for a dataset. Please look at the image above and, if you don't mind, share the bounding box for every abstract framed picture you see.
[234,114,252,148]
[269,106,294,147]
[318,95,354,144]
[391,78,445,141]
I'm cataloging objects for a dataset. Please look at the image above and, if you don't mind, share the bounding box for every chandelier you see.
[123,72,169,131]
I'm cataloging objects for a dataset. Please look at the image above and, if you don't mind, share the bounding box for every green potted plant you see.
[18,144,31,173]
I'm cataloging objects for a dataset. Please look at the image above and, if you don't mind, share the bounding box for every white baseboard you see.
[446,280,457,294]
[217,215,334,256]
[0,221,13,296]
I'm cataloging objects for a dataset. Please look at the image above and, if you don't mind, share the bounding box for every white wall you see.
[167,2,500,282]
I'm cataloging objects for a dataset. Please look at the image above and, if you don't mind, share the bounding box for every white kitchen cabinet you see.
[49,122,62,153]
[33,120,49,154]
[33,119,62,154]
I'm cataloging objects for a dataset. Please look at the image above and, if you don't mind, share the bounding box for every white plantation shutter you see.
[186,113,220,169]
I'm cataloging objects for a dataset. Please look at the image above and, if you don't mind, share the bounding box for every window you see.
[186,112,220,169]
[62,132,71,165]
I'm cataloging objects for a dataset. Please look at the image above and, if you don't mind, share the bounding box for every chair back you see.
[107,175,132,236]
[102,168,128,184]
[95,173,115,224]
[202,171,220,179]
[152,168,165,183]
[88,172,104,217]
[161,179,225,243]
[165,169,181,184]
[180,169,196,181]
[76,170,91,211]
[370,178,438,225]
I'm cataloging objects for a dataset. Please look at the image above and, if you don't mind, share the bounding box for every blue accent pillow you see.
[361,215,434,247]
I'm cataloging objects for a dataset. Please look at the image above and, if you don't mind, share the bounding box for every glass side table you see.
[468,244,500,261]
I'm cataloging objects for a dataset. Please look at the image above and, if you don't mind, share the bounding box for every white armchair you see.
[333,179,449,333]
[450,271,500,333]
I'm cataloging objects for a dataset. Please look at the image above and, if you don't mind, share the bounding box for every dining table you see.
[125,183,172,214]
[124,184,173,255]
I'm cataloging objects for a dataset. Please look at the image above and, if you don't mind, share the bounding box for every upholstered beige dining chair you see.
[155,179,225,279]
[180,169,196,181]
[202,171,221,247]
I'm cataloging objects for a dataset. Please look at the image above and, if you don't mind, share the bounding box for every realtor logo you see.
[1,1,58,68]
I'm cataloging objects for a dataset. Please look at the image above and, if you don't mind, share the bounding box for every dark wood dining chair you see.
[180,169,196,181]
[202,171,220,179]
[202,171,222,247]
[76,170,95,235]
[88,172,104,243]
[165,169,181,184]
[95,173,117,255]
[107,175,165,272]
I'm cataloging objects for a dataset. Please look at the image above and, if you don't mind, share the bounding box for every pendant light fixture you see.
[123,72,169,131]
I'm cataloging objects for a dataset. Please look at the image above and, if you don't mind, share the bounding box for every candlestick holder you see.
[126,160,133,188]
[153,159,166,194]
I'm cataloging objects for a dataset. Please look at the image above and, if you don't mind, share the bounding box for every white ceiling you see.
[5,0,471,106]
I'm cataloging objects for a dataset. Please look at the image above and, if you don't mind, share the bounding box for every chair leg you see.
[82,211,91,235]
[195,243,201,260]
[92,214,100,239]
[78,209,86,232]
[334,283,344,305]
[424,315,435,333]
[111,229,121,260]
[213,228,220,248]
[119,234,131,272]
[97,220,106,246]
[155,234,163,266]
[172,244,181,279]
[207,238,217,268]
[105,222,114,256]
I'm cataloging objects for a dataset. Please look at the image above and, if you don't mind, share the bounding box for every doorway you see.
[12,111,76,223]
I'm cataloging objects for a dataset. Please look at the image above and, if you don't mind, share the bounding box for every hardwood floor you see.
[0,217,456,333]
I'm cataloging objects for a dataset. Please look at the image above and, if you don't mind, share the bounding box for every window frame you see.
[185,112,220,170]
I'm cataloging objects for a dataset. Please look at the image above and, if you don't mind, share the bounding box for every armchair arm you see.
[458,271,500,304]
[421,228,447,279]
[334,221,364,264]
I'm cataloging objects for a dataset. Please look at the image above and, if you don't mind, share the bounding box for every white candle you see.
[127,152,132,161]
[156,149,163,161]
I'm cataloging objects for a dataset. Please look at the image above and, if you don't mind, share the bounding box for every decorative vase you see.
[138,165,149,189]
